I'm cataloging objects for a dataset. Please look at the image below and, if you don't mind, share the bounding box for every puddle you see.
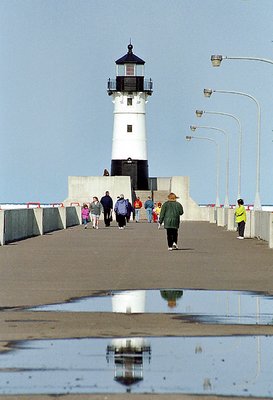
[30,289,273,325]
[0,335,271,396]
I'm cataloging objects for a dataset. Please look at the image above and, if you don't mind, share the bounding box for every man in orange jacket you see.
[133,197,142,222]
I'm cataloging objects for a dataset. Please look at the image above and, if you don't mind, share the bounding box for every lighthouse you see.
[106,290,151,388]
[107,44,153,190]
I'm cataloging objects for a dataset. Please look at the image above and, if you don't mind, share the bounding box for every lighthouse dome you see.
[115,44,145,65]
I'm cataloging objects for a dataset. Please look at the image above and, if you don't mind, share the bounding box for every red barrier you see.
[70,202,80,206]
[26,202,41,209]
[51,203,64,208]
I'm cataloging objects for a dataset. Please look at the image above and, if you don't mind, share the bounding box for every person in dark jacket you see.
[100,191,113,227]
[159,192,184,251]
[126,199,134,223]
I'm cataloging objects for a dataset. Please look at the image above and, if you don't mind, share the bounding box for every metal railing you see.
[107,78,153,93]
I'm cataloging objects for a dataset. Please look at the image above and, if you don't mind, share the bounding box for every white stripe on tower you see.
[111,92,148,160]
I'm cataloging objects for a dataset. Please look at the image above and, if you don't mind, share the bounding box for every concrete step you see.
[132,190,152,221]
[133,190,152,201]
[131,190,169,221]
[153,190,169,204]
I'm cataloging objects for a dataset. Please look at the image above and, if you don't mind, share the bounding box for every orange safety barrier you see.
[26,202,41,208]
[70,202,80,206]
[51,203,64,208]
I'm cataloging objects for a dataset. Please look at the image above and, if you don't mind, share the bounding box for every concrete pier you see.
[0,220,273,400]
[1,220,273,321]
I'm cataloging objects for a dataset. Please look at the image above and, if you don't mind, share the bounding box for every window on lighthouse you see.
[126,64,135,76]
[127,124,133,133]
[127,98,133,106]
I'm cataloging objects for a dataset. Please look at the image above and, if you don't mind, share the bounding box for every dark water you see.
[31,289,273,325]
[0,336,270,396]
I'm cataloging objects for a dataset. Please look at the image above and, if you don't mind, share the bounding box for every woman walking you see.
[90,196,103,229]
[159,193,184,251]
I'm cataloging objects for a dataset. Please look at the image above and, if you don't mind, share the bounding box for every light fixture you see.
[195,110,204,117]
[203,88,213,97]
[211,55,223,67]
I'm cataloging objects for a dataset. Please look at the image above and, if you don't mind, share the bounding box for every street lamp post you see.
[186,135,220,207]
[190,125,229,207]
[203,88,262,210]
[195,109,242,199]
[211,55,273,67]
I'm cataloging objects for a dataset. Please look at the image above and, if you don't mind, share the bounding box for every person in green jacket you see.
[159,192,184,251]
[235,198,246,239]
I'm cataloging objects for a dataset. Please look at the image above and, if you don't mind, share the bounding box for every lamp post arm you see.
[191,125,226,133]
[187,135,220,207]
[204,111,241,126]
[202,111,242,199]
[213,89,261,208]
[223,56,273,66]
[190,125,229,207]
[214,90,260,108]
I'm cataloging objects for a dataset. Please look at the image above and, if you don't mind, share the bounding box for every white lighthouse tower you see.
[107,44,153,190]
[106,290,151,388]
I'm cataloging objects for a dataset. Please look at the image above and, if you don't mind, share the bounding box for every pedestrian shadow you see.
[176,248,195,251]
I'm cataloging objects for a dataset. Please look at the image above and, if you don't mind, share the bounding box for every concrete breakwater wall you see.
[208,207,273,249]
[0,206,272,248]
[0,206,81,245]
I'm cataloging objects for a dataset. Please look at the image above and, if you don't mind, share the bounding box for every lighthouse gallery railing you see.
[107,78,153,93]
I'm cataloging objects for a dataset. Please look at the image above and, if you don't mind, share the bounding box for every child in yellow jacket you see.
[235,198,246,239]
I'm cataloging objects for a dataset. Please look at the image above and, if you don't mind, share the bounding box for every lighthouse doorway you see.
[111,159,149,190]
[122,159,137,189]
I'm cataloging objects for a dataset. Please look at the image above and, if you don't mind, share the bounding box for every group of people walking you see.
[81,191,247,250]
[81,191,184,251]
[81,192,133,230]
[81,192,113,229]
[81,193,162,228]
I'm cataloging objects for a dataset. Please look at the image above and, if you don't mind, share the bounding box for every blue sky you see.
[0,0,272,205]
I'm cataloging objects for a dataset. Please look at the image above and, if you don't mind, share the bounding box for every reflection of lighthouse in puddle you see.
[106,290,151,390]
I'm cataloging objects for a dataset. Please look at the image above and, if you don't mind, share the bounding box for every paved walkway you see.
[1,220,273,308]
[0,220,273,400]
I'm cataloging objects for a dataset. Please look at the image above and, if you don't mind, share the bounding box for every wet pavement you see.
[0,336,272,396]
[31,289,273,325]
[0,221,273,399]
